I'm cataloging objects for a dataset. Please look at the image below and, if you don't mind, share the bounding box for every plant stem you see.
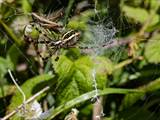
[0,19,23,46]
[41,88,142,120]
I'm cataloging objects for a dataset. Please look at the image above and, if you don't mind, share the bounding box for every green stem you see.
[114,59,133,70]
[0,19,23,46]
[64,0,74,25]
[41,88,142,119]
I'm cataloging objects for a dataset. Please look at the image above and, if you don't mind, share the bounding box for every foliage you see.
[0,0,160,120]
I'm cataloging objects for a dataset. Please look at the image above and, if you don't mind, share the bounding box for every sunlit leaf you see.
[67,20,87,30]
[122,5,159,26]
[0,85,16,98]
[0,57,13,78]
[144,35,160,64]
[52,56,113,105]
[21,0,32,13]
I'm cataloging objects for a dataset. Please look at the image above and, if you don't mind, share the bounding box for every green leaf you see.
[0,57,13,78]
[144,35,160,64]
[118,106,157,120]
[52,56,113,105]
[121,92,144,110]
[0,85,16,98]
[8,74,54,119]
[122,77,160,109]
[53,56,74,77]
[94,57,114,75]
[144,78,160,92]
[94,57,114,88]
[150,0,160,10]
[7,44,21,69]
[52,56,75,104]
[67,10,95,30]
[75,56,93,68]
[21,0,32,13]
[56,79,80,105]
[67,20,87,30]
[122,5,159,26]
[53,56,74,92]
[73,63,93,93]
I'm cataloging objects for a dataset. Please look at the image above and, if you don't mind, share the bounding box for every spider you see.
[23,13,80,61]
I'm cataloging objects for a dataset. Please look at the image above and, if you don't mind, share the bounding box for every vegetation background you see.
[1,0,160,120]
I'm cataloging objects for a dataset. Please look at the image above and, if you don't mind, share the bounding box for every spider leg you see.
[32,38,45,61]
[41,47,58,61]
[62,30,74,40]
[60,32,80,48]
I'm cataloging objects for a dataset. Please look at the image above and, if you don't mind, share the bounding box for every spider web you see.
[79,1,160,120]
[0,1,160,120]
[79,20,117,56]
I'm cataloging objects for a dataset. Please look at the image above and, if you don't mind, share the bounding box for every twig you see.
[2,86,50,120]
